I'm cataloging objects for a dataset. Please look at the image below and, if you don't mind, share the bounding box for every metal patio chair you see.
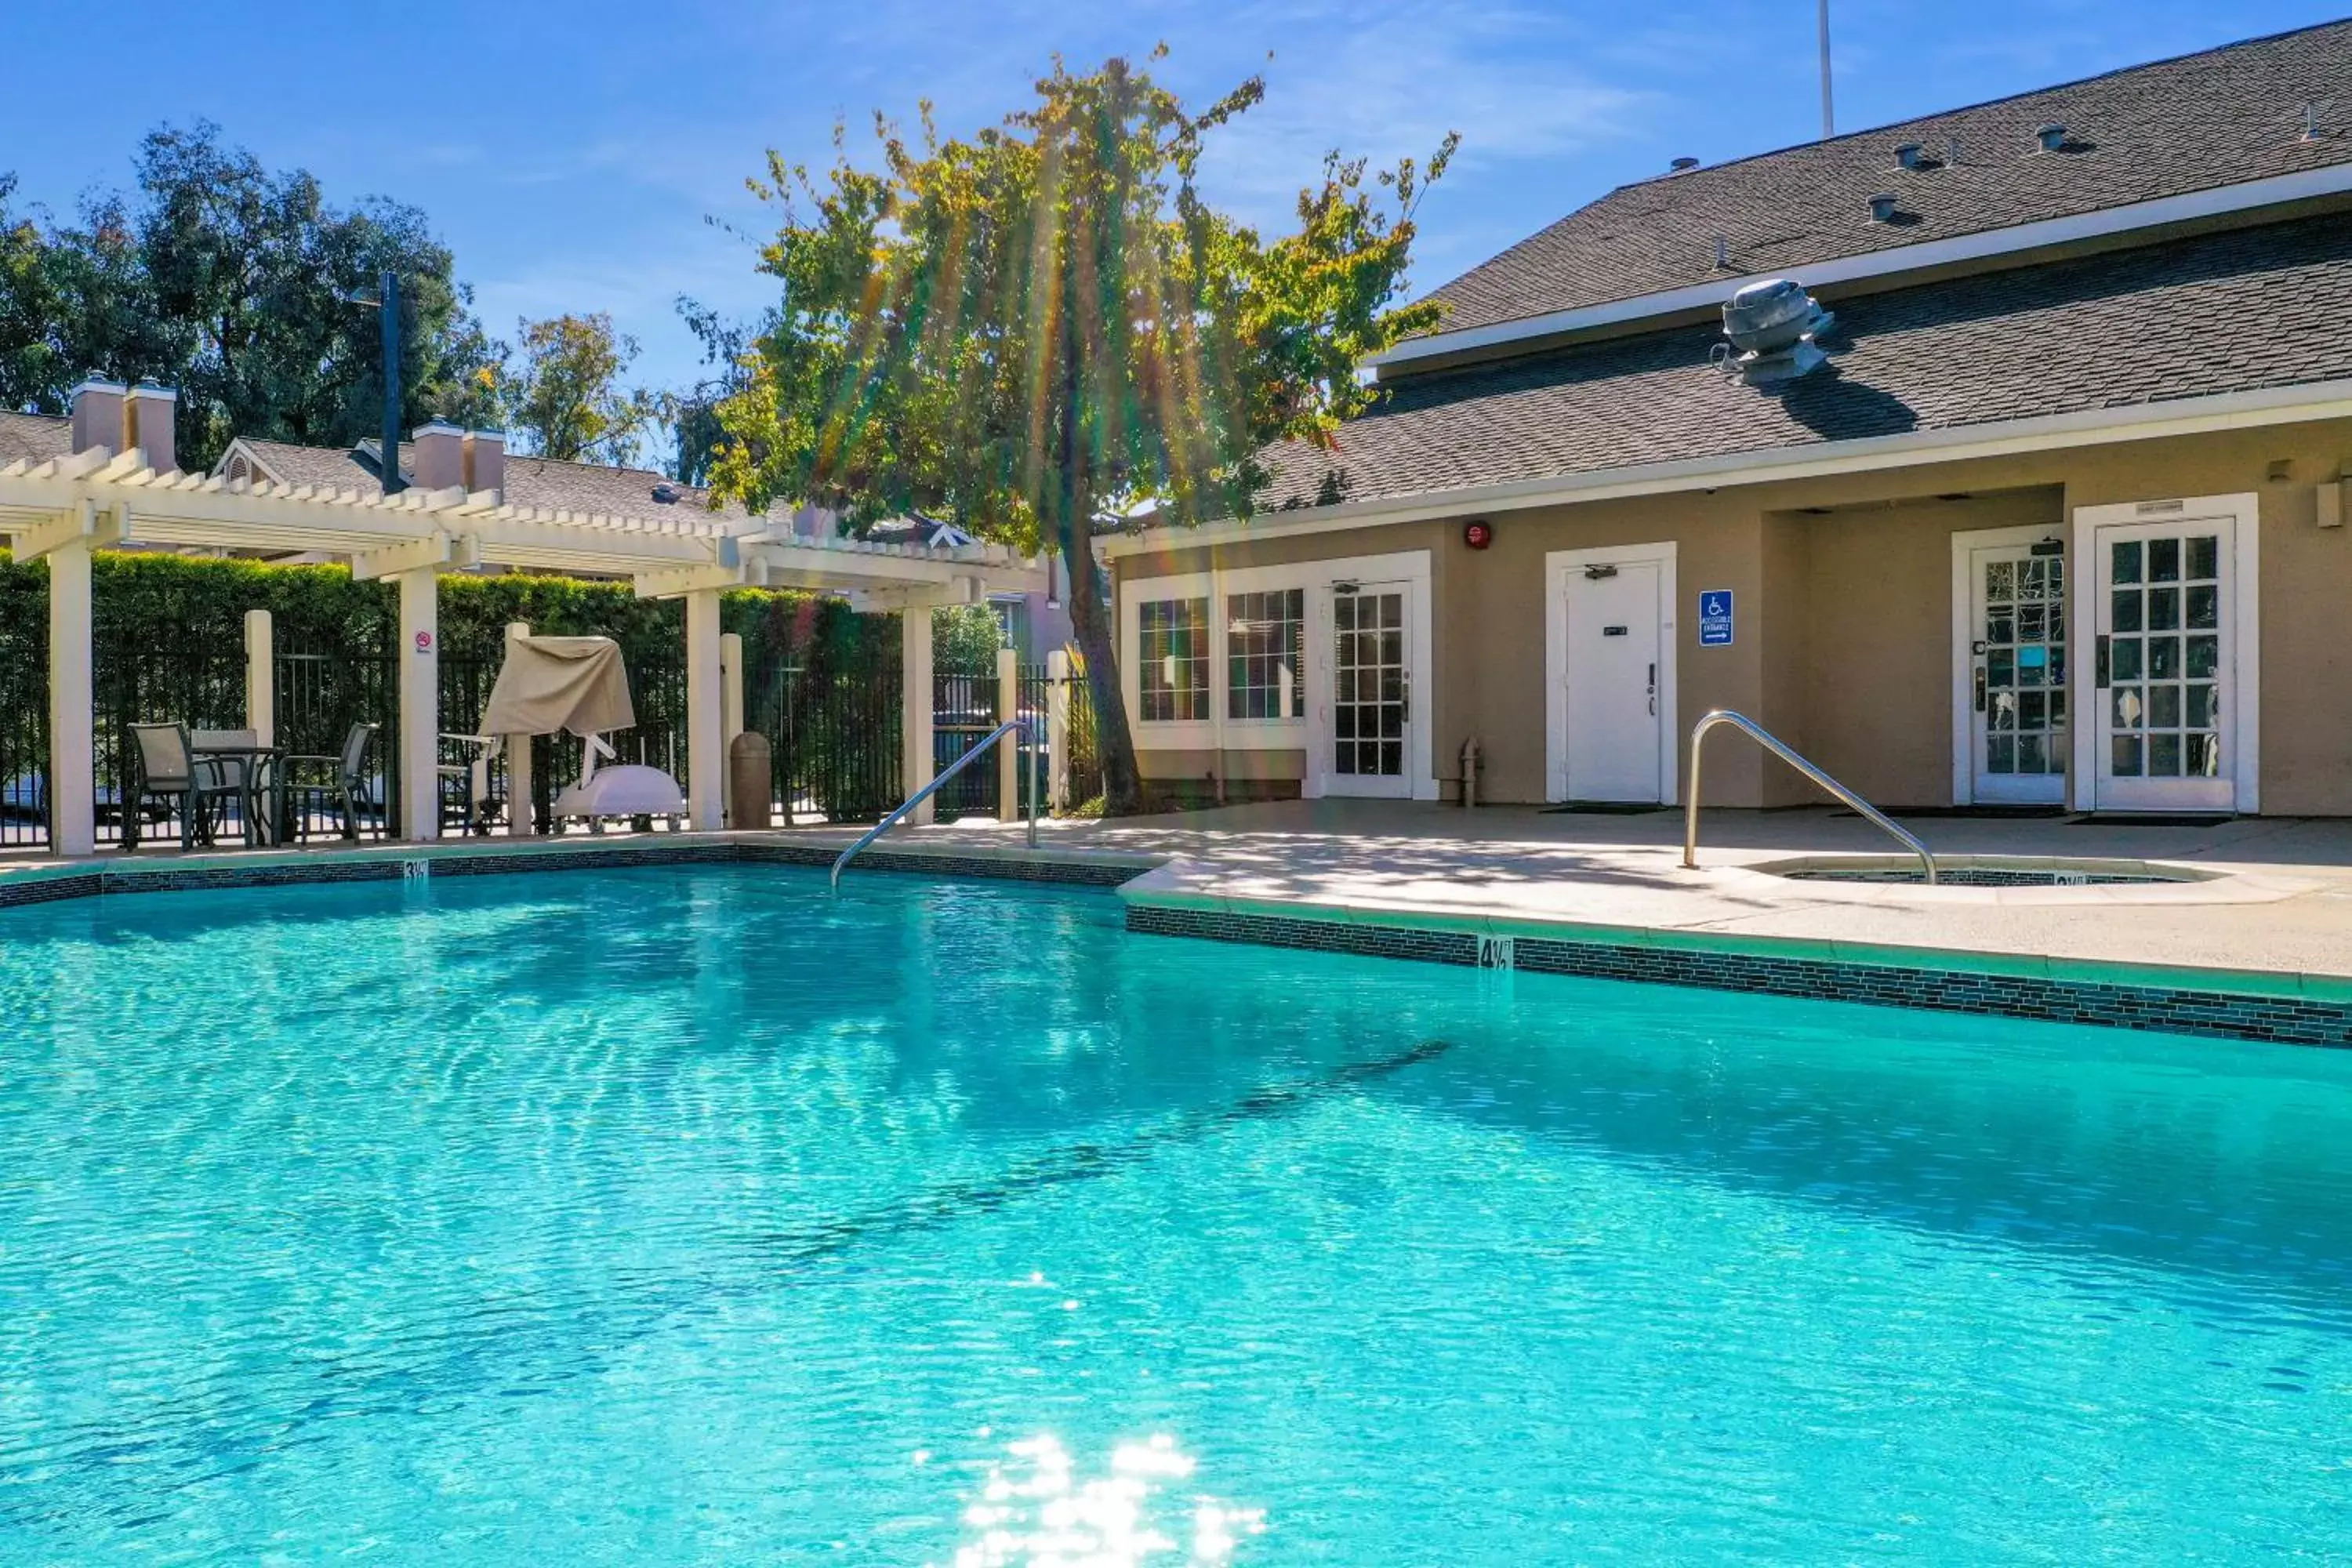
[281,723,381,842]
[125,722,244,851]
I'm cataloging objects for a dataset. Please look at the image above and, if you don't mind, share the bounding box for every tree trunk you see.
[1058,512,1142,815]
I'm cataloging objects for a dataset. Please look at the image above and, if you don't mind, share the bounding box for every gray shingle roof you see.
[226,438,759,524]
[1260,212,2352,511]
[0,411,71,466]
[1426,18,2352,336]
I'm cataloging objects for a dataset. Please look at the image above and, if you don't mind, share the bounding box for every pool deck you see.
[6,800,2350,1000]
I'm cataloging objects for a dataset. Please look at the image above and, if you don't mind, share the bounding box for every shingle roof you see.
[225,438,760,523]
[0,411,71,466]
[1425,18,2352,336]
[1259,212,2352,511]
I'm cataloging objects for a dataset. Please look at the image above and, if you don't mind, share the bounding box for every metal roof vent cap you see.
[1670,155,1700,172]
[1868,193,1900,223]
[1894,143,1926,170]
[2035,122,2067,152]
[1712,278,1836,386]
[650,481,681,504]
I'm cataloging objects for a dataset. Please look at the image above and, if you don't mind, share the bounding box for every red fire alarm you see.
[1463,520,1494,550]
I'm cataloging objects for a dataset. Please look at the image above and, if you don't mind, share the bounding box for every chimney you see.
[410,421,465,490]
[69,377,127,457]
[462,429,505,495]
[125,381,177,474]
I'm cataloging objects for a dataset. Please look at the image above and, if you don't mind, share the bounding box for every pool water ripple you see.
[5,866,2352,1563]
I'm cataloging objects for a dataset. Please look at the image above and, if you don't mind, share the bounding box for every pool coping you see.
[5,831,2348,1048]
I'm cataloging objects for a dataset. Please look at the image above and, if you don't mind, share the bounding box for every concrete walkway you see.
[844,800,2352,988]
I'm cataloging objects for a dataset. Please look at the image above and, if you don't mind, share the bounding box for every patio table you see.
[188,742,287,848]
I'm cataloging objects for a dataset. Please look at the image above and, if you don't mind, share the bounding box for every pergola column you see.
[503,621,534,836]
[901,607,935,825]
[395,568,440,841]
[719,630,745,827]
[46,539,95,857]
[684,590,724,832]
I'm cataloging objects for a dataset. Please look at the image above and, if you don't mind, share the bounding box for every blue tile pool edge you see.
[1119,900,2352,1049]
[7,838,2347,1047]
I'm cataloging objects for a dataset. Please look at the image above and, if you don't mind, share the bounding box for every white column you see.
[396,568,439,841]
[244,609,274,746]
[1046,648,1071,815]
[684,590,724,832]
[901,607,935,826]
[720,630,744,827]
[503,621,533,836]
[47,539,95,857]
[996,645,1020,823]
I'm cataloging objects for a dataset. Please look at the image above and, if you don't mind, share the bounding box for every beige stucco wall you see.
[1113,416,2352,813]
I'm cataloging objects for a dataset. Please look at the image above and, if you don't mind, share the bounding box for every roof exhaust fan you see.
[1711,278,1836,386]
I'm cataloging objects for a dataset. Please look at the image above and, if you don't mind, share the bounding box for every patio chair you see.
[281,723,381,842]
[125,722,245,851]
[438,732,504,836]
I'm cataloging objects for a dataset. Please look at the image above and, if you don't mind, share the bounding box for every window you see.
[1226,589,1304,720]
[1138,597,1208,721]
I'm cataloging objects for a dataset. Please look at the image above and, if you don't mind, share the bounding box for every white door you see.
[2092,517,2237,811]
[1965,542,2067,804]
[1323,583,1414,798]
[1563,562,1664,802]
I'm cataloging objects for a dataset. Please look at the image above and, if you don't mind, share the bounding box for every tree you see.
[499,311,660,465]
[668,297,756,486]
[0,122,500,469]
[708,53,1451,812]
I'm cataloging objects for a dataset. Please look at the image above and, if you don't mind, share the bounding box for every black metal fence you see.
[0,608,1109,848]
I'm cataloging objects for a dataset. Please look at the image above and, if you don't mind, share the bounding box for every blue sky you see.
[4,0,2344,413]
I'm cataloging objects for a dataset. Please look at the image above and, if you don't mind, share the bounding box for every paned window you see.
[1138,597,1208,721]
[1226,589,1304,720]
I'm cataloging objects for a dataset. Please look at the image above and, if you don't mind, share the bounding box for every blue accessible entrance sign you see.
[1698,590,1735,647]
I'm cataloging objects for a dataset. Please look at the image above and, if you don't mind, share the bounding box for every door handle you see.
[1648,662,1657,717]
[1973,666,1986,713]
[2095,635,2111,690]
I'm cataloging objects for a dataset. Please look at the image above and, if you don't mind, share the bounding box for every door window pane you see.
[2111,638,2142,682]
[2148,588,2180,631]
[2186,684,2216,728]
[2111,735,2143,775]
[2148,684,2180,728]
[2187,535,2219,579]
[2111,688,2143,729]
[2111,590,2143,633]
[2148,637,2180,680]
[2186,635,2219,679]
[2149,537,2180,583]
[2149,734,2182,776]
[2188,732,2221,777]
[2111,541,2142,584]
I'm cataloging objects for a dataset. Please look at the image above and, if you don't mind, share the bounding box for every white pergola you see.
[0,444,1044,855]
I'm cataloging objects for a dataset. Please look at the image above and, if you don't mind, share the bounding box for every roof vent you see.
[2034,122,2067,153]
[1894,142,1926,170]
[1711,278,1836,387]
[1713,234,1732,269]
[1947,133,1963,166]
[650,481,681,504]
[2304,100,2336,142]
[1868,193,1899,223]
[1670,155,1700,172]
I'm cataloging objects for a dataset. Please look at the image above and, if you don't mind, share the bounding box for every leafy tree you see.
[932,602,1007,675]
[668,297,757,486]
[708,52,1451,812]
[499,311,661,465]
[0,122,500,469]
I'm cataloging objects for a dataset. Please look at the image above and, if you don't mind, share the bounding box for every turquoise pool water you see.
[4,866,2350,1564]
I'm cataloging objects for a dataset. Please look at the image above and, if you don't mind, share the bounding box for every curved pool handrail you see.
[1682,709,1937,884]
[831,717,1038,888]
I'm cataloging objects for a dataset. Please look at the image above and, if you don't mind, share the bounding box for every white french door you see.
[1964,539,2068,804]
[1322,582,1414,798]
[2090,515,2238,811]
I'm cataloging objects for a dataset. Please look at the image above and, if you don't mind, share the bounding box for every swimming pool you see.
[4,864,2349,1563]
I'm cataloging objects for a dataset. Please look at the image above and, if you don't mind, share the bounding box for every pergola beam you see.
[8,499,129,562]
[351,529,481,582]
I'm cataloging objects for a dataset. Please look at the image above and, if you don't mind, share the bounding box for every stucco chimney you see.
[69,377,127,457]
[410,421,465,491]
[463,430,505,495]
[125,382,177,474]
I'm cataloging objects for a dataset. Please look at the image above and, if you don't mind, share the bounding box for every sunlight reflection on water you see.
[943,1434,1265,1566]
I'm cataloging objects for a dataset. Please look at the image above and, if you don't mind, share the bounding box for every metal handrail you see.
[1682,708,1937,883]
[831,717,1038,887]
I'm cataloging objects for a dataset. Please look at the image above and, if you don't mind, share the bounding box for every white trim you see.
[1374,162,2352,369]
[1947,523,2068,807]
[1098,379,2352,561]
[1118,548,1437,799]
[2069,492,2260,814]
[1544,542,1679,804]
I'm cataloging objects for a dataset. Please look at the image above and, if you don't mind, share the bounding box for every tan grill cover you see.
[481,634,636,739]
